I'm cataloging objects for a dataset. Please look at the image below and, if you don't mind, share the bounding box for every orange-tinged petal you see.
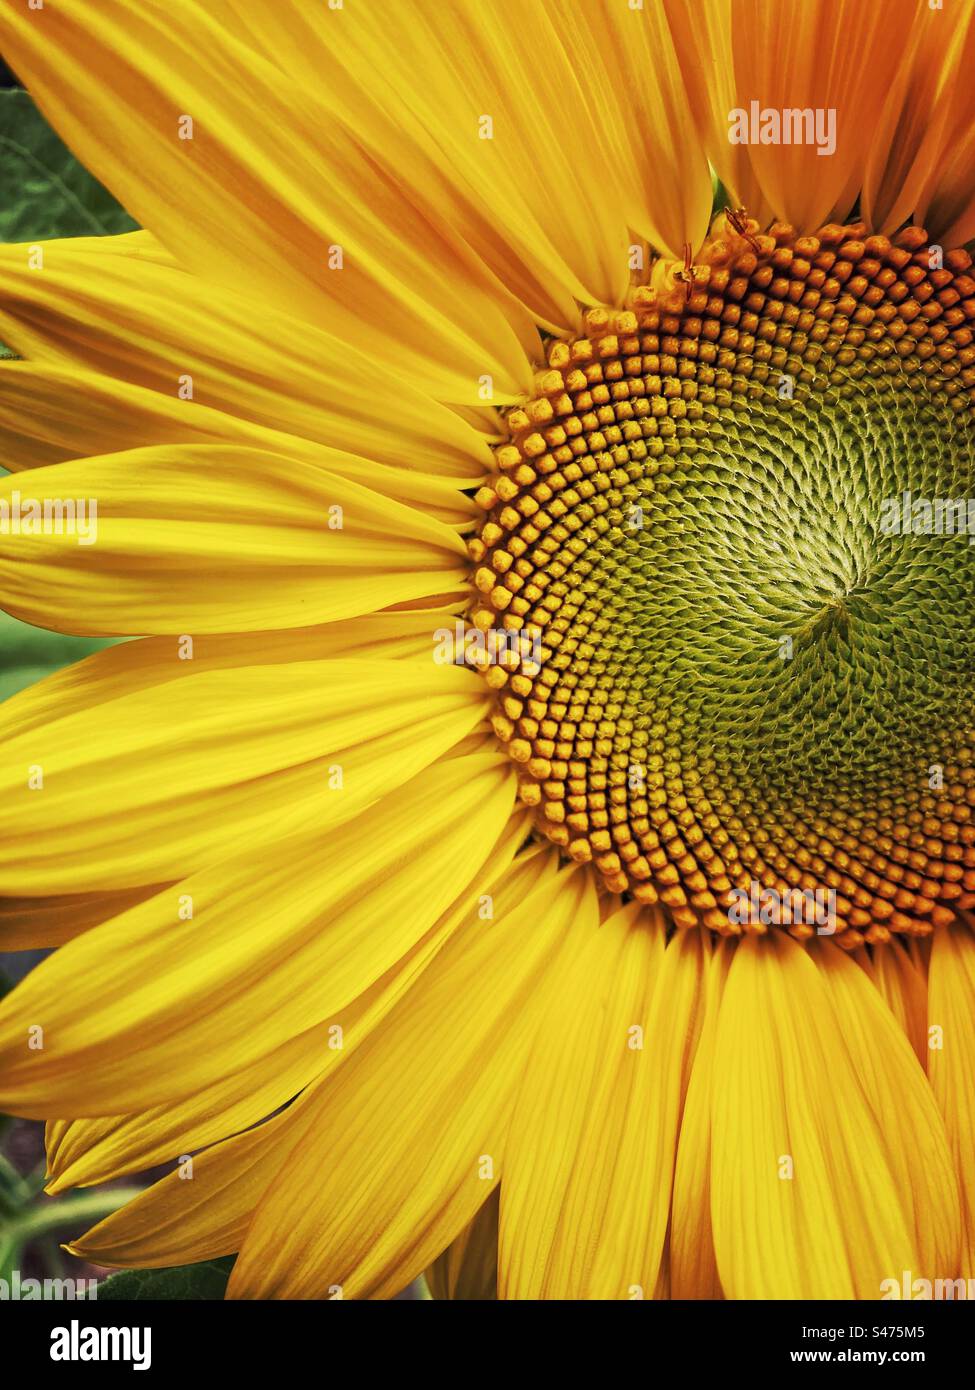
[860,2,970,234]
[225,0,649,323]
[726,0,921,231]
[584,0,713,258]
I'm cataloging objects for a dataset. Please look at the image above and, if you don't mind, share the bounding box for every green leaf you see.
[710,167,731,219]
[98,1257,236,1302]
[0,88,137,240]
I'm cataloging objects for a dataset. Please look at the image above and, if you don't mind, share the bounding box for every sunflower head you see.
[0,0,974,1312]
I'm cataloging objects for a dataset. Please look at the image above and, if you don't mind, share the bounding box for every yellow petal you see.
[226,860,597,1299]
[583,0,713,258]
[0,365,480,529]
[0,885,162,951]
[670,937,734,1299]
[0,609,468,745]
[230,0,665,323]
[0,4,533,402]
[665,0,773,230]
[425,1190,500,1302]
[0,447,467,635]
[46,809,534,1192]
[69,838,550,1270]
[67,1096,310,1268]
[499,907,706,1298]
[813,939,961,1278]
[0,754,517,1117]
[855,939,928,1065]
[710,932,960,1299]
[928,915,975,1276]
[0,236,493,480]
[0,652,484,893]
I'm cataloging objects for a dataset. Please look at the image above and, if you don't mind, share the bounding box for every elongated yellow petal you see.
[812,941,961,1278]
[0,365,480,529]
[46,822,531,1195]
[855,939,929,1065]
[0,447,467,635]
[231,0,650,325]
[499,907,706,1298]
[0,364,259,471]
[583,0,713,258]
[46,810,534,1192]
[710,933,960,1299]
[665,0,773,230]
[425,1191,500,1302]
[68,1096,313,1268]
[0,610,467,745]
[45,1032,330,1198]
[0,885,162,951]
[0,4,534,402]
[670,937,734,1300]
[0,755,517,1117]
[226,861,597,1299]
[928,915,975,1276]
[0,655,485,892]
[0,236,493,480]
[69,839,550,1269]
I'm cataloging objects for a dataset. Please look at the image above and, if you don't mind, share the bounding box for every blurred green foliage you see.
[0,88,137,240]
[99,1258,236,1301]
[0,610,112,702]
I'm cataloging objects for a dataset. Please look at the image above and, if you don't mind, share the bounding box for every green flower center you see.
[470,218,975,946]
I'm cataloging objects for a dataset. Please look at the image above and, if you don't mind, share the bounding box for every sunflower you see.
[0,0,973,1303]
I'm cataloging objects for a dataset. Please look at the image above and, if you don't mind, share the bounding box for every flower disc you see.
[471,219,975,944]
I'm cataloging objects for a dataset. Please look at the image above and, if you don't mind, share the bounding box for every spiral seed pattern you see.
[470,218,975,945]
